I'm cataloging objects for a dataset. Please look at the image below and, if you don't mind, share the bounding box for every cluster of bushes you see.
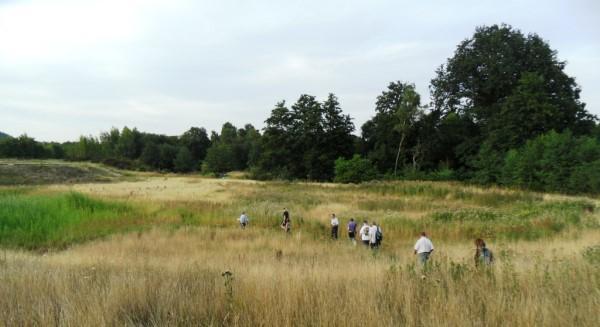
[0,134,64,159]
[499,131,600,194]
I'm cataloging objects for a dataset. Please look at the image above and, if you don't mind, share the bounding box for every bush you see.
[334,155,377,183]
[101,157,137,170]
[582,245,600,265]
[499,131,600,194]
[173,147,196,173]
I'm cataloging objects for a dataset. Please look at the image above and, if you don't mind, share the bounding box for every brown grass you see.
[1,176,599,326]
[1,228,598,326]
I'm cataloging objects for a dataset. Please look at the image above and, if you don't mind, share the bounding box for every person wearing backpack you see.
[375,223,383,247]
[359,220,370,247]
[238,211,249,229]
[330,213,339,239]
[474,238,494,266]
[368,222,381,249]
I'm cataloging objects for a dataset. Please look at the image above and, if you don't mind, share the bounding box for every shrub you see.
[174,147,196,173]
[499,131,600,194]
[334,155,377,183]
[582,245,600,265]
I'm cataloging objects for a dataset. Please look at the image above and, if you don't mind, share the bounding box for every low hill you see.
[0,160,128,185]
[0,131,10,139]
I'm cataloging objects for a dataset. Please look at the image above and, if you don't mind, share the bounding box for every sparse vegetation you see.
[0,160,127,185]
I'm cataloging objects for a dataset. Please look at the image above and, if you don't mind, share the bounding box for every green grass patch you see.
[0,191,144,249]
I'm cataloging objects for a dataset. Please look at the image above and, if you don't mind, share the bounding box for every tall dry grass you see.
[1,177,599,326]
[1,228,599,326]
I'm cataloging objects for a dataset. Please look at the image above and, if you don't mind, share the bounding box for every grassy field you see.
[0,170,599,326]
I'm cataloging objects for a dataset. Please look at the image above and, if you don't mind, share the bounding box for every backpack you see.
[375,228,383,243]
[482,248,494,264]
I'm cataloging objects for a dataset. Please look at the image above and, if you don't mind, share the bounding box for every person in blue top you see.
[347,218,357,244]
[474,238,494,266]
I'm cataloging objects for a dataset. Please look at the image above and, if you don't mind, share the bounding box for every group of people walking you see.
[332,216,383,249]
[238,209,493,266]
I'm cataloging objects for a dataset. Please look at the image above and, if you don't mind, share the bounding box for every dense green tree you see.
[64,136,102,161]
[431,24,596,173]
[117,127,143,159]
[202,123,262,174]
[257,101,294,178]
[321,93,355,171]
[361,82,424,174]
[140,142,161,168]
[257,94,354,180]
[180,127,210,163]
[173,147,196,173]
[0,134,48,158]
[203,143,235,174]
[157,143,178,171]
[99,128,120,157]
[289,94,324,179]
[237,124,262,168]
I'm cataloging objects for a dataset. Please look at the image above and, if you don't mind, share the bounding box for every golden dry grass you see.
[1,176,599,326]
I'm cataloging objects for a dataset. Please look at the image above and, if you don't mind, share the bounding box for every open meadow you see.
[1,167,599,326]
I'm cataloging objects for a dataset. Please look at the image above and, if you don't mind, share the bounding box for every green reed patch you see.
[423,201,594,240]
[0,191,143,249]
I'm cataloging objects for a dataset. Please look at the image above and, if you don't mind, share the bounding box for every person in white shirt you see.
[414,232,434,265]
[238,212,249,229]
[359,221,370,247]
[368,222,381,249]
[330,214,339,239]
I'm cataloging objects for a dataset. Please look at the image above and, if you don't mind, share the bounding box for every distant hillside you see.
[0,131,10,139]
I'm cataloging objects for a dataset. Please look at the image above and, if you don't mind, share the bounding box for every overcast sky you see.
[1,0,598,142]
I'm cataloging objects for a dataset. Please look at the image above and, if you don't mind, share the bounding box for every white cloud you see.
[0,0,598,141]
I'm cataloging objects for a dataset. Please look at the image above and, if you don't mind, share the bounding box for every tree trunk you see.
[412,140,421,170]
[393,133,406,177]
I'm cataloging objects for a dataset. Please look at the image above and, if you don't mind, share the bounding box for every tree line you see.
[1,24,599,193]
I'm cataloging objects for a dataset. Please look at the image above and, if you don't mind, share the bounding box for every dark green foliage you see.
[256,94,354,181]
[203,123,261,174]
[500,131,600,194]
[0,134,52,159]
[430,24,596,174]
[141,142,161,168]
[157,144,178,171]
[173,147,196,173]
[203,143,235,174]
[361,82,424,174]
[334,155,377,183]
[117,127,143,159]
[180,127,210,163]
